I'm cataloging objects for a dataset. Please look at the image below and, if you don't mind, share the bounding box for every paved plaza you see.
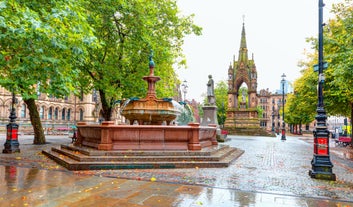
[0,134,353,206]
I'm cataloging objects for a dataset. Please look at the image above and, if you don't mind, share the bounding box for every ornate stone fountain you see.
[42,54,243,170]
[121,54,180,125]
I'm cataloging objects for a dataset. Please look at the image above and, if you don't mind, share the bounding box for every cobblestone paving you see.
[1,134,353,204]
[89,135,353,202]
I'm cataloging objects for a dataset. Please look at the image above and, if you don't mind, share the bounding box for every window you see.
[260,121,267,127]
[260,98,267,104]
[79,109,84,121]
[62,108,66,120]
[40,106,44,119]
[67,109,71,121]
[92,89,98,102]
[54,107,58,120]
[48,107,53,119]
[20,104,26,118]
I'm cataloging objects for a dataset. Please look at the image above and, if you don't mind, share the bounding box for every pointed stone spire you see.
[238,18,248,63]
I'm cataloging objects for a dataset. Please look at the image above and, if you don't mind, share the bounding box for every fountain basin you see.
[75,122,218,151]
[121,97,180,125]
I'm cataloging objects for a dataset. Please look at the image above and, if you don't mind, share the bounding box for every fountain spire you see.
[149,50,155,76]
[144,50,160,99]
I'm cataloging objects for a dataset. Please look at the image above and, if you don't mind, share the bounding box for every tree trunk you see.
[24,98,46,144]
[99,89,113,121]
[299,122,302,135]
[293,124,298,134]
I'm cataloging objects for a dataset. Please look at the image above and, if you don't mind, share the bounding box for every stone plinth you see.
[224,108,273,136]
[201,105,218,126]
[75,121,217,151]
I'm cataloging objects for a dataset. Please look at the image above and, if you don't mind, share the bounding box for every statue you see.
[242,90,246,102]
[207,75,215,105]
[202,75,218,126]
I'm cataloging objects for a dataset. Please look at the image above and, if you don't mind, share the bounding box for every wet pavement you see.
[1,134,353,206]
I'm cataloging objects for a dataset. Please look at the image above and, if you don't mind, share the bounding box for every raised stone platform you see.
[42,144,244,170]
[76,122,218,151]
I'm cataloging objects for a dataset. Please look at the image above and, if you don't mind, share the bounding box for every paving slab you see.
[0,134,353,206]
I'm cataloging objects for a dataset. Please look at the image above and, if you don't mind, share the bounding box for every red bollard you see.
[3,122,20,153]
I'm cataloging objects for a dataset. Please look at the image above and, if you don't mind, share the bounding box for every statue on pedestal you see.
[207,75,215,105]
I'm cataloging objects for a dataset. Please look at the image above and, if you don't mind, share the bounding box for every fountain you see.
[42,53,243,170]
[121,54,181,125]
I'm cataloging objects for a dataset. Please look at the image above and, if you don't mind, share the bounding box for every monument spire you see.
[238,17,248,63]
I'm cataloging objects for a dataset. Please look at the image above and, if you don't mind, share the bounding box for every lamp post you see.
[272,112,275,132]
[309,0,336,180]
[281,73,286,141]
[3,91,20,153]
[181,80,188,101]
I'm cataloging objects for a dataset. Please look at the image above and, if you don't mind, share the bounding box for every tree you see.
[288,0,353,141]
[285,52,317,132]
[324,1,353,127]
[0,0,97,144]
[82,0,202,121]
[323,1,353,143]
[214,81,228,126]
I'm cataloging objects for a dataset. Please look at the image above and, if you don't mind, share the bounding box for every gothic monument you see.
[224,22,270,136]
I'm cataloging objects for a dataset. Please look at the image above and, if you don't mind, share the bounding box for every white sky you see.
[176,0,343,102]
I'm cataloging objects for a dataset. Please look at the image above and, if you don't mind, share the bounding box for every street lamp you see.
[272,112,275,132]
[3,91,20,153]
[181,80,188,101]
[309,0,336,180]
[281,73,286,141]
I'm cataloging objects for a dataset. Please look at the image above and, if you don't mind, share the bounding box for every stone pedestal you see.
[201,105,218,126]
[224,108,273,136]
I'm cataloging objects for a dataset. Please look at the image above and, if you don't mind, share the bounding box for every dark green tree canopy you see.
[82,0,201,120]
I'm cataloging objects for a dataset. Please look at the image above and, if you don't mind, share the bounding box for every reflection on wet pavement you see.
[1,165,353,207]
[1,135,353,206]
[333,150,353,160]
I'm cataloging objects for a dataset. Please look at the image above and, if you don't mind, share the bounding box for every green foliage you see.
[214,81,228,126]
[287,0,353,126]
[0,0,97,98]
[82,0,202,120]
[285,54,317,125]
[323,0,353,116]
[0,0,97,143]
[256,106,263,118]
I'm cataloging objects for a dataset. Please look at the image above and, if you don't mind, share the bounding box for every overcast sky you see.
[176,0,343,102]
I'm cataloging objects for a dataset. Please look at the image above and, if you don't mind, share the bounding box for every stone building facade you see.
[257,89,286,133]
[0,87,124,133]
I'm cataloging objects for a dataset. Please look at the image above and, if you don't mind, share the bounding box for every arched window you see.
[67,109,71,121]
[79,109,84,121]
[20,104,26,118]
[54,107,58,120]
[40,106,44,119]
[62,108,66,120]
[48,107,53,119]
